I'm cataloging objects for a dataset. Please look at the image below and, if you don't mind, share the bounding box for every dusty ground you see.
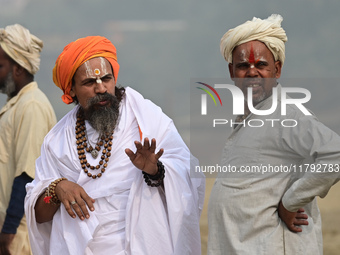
[200,178,340,255]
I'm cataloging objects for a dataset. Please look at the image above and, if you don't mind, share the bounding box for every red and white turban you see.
[220,14,288,65]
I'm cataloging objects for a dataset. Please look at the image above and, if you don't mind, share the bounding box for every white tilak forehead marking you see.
[239,48,247,57]
[238,49,265,63]
[99,57,109,76]
[83,57,109,79]
[84,61,94,78]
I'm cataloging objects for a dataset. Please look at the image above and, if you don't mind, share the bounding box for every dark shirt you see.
[1,172,33,234]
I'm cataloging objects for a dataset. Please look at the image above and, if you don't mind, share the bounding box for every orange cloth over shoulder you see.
[52,36,120,104]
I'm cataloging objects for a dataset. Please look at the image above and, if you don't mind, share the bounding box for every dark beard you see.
[82,92,120,135]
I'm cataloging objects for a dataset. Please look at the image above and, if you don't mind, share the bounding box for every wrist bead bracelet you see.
[142,160,165,187]
[44,177,67,205]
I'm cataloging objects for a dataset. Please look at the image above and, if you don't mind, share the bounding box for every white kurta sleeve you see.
[281,114,340,212]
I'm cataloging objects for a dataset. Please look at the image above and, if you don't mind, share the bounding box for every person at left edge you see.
[0,24,57,255]
[24,35,205,254]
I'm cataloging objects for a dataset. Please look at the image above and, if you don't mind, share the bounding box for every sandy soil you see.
[200,178,340,255]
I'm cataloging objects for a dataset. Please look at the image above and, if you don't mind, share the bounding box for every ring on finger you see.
[71,201,77,205]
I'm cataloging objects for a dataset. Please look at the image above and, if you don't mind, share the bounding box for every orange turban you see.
[52,36,120,104]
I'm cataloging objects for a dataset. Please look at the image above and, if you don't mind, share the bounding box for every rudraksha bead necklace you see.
[75,110,113,179]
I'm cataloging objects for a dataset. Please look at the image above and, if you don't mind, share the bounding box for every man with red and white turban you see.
[208,14,340,255]
[25,36,205,254]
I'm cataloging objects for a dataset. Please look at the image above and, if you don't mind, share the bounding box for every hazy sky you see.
[1,0,340,142]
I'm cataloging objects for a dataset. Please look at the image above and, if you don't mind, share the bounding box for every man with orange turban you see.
[25,36,205,254]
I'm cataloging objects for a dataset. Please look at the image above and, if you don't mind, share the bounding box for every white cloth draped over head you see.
[220,14,288,65]
[0,24,43,75]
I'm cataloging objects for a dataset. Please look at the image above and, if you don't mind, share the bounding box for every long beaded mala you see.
[75,109,165,185]
[75,110,113,179]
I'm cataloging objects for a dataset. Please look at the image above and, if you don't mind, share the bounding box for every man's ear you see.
[13,63,24,77]
[69,86,76,98]
[228,63,234,81]
[275,61,282,79]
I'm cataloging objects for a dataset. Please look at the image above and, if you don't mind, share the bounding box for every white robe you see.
[207,85,340,255]
[25,87,205,255]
